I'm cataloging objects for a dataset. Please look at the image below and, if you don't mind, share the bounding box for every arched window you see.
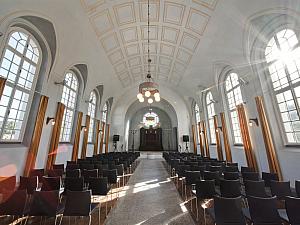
[194,103,201,146]
[143,112,159,128]
[102,102,108,123]
[265,29,300,143]
[87,91,97,143]
[225,72,243,144]
[0,30,41,141]
[206,92,216,144]
[60,72,78,142]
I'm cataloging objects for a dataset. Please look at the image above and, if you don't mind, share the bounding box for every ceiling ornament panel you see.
[81,0,218,87]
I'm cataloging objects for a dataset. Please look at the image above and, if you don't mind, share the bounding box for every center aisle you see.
[105,155,195,225]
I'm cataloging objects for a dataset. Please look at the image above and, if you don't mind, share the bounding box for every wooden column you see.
[80,115,90,159]
[198,122,205,156]
[255,96,282,180]
[201,121,210,158]
[23,95,49,176]
[71,112,83,162]
[0,77,6,99]
[192,125,197,154]
[46,102,65,170]
[105,124,110,153]
[214,115,223,161]
[220,112,232,162]
[99,122,106,154]
[237,104,258,171]
[93,120,100,155]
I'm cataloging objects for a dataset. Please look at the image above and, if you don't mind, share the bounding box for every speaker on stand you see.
[113,135,120,152]
[183,135,189,152]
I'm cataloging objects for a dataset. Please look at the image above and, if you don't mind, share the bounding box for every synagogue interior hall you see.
[0,0,300,225]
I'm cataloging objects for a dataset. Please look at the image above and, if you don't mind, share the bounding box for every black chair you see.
[82,169,98,184]
[48,169,64,178]
[66,169,81,178]
[242,172,260,181]
[247,196,282,225]
[204,171,220,185]
[41,176,61,191]
[270,180,292,200]
[18,176,38,195]
[66,164,80,171]
[295,180,300,197]
[207,196,246,225]
[29,169,44,181]
[224,166,239,173]
[285,196,300,225]
[241,166,254,173]
[227,162,238,167]
[80,164,94,170]
[63,190,100,225]
[209,165,222,172]
[25,190,63,225]
[185,171,201,200]
[220,179,241,198]
[262,172,279,187]
[224,172,239,180]
[116,164,125,187]
[0,176,16,193]
[52,164,64,171]
[244,180,269,198]
[64,177,85,192]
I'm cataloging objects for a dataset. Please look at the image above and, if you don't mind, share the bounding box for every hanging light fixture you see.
[137,0,160,104]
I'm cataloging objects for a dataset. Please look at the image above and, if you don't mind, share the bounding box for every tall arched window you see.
[194,103,201,145]
[265,29,300,144]
[225,72,243,144]
[0,30,41,141]
[60,72,78,142]
[88,91,97,143]
[102,102,108,123]
[206,92,216,144]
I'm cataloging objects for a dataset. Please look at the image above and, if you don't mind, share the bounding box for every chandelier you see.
[137,0,160,104]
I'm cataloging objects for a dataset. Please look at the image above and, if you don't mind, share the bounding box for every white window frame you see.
[87,90,97,143]
[194,103,201,146]
[0,28,42,142]
[206,91,216,144]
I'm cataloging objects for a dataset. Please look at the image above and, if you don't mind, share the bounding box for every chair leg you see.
[196,198,199,221]
[99,202,101,225]
[106,195,108,215]
[204,208,207,225]
[88,215,91,225]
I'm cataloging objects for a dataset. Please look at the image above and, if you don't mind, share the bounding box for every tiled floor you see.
[105,156,195,225]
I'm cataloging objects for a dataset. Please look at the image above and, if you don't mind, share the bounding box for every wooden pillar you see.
[93,120,100,155]
[23,95,49,176]
[198,122,205,156]
[71,112,83,161]
[105,124,110,153]
[255,96,282,180]
[201,121,210,158]
[237,104,258,171]
[81,115,90,159]
[220,112,232,162]
[214,115,223,161]
[0,77,6,99]
[46,102,65,170]
[192,125,197,154]
[99,122,106,154]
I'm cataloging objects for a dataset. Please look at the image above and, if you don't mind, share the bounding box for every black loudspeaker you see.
[183,135,189,142]
[113,135,120,142]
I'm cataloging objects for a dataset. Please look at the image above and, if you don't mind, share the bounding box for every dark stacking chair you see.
[62,190,100,225]
[82,169,98,184]
[64,177,85,192]
[18,176,38,195]
[29,169,44,181]
[242,172,260,181]
[270,180,292,200]
[104,169,119,198]
[241,166,254,173]
[295,180,300,197]
[116,164,125,187]
[262,172,279,187]
[224,166,239,173]
[284,196,300,225]
[246,196,282,225]
[192,180,216,222]
[204,171,220,185]
[52,164,64,171]
[227,162,238,167]
[244,180,269,198]
[66,164,80,170]
[0,176,16,193]
[185,171,201,200]
[41,176,61,191]
[209,165,222,172]
[48,169,64,178]
[80,164,94,170]
[220,179,241,198]
[176,165,190,192]
[224,172,239,180]
[207,196,246,225]
[66,169,81,178]
[199,162,211,170]
[0,190,28,222]
[25,190,63,225]
[89,177,111,215]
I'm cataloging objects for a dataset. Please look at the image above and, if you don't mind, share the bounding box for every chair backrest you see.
[285,196,300,225]
[64,177,84,191]
[262,172,279,187]
[29,190,60,216]
[214,196,246,225]
[185,171,201,185]
[248,196,282,225]
[0,190,27,216]
[89,177,110,195]
[270,180,292,199]
[66,169,81,178]
[116,164,124,176]
[295,180,300,198]
[195,180,216,199]
[204,171,220,185]
[52,164,64,171]
[48,169,64,178]
[227,162,238,167]
[29,169,44,180]
[0,176,16,193]
[224,166,239,173]
[244,180,268,198]
[241,166,254,173]
[209,165,222,172]
[220,179,241,198]
[82,169,98,182]
[18,176,38,195]
[64,190,91,216]
[224,172,239,180]
[66,164,80,170]
[80,164,94,170]
[242,172,260,181]
[41,176,61,191]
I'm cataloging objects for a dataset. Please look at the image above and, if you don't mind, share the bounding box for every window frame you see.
[87,90,97,143]
[206,91,217,145]
[0,27,42,143]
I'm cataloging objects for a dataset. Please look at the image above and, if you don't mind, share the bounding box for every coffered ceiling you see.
[81,0,218,87]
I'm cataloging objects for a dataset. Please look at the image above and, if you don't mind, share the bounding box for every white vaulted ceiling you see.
[81,0,218,88]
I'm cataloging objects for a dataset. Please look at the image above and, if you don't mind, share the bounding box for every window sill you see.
[0,142,27,149]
